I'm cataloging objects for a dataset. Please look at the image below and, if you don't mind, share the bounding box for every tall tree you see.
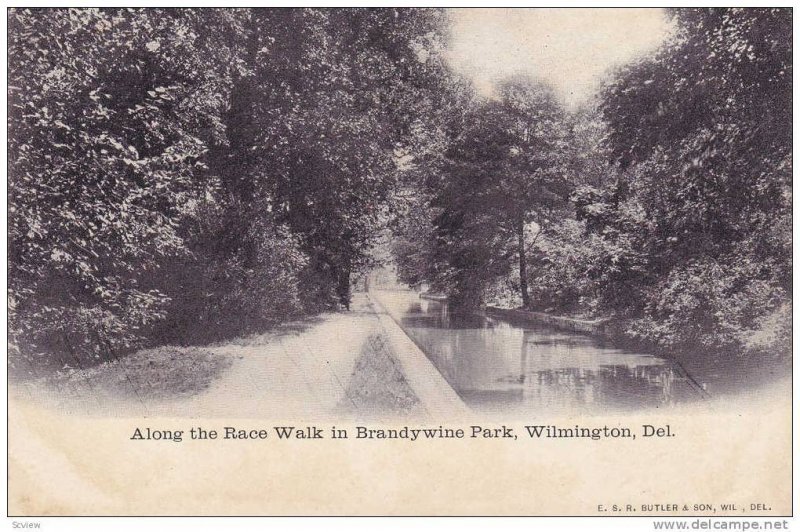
[493,78,570,307]
[248,8,454,309]
[414,77,570,308]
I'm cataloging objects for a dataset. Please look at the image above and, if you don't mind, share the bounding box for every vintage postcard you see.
[6,5,793,525]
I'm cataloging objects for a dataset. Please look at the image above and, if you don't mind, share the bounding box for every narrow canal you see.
[376,289,709,416]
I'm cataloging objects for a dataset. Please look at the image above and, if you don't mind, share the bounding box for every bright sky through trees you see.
[447,8,673,107]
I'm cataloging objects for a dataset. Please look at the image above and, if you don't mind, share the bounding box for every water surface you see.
[378,290,707,416]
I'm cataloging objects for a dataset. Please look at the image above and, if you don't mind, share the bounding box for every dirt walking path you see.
[12,293,427,420]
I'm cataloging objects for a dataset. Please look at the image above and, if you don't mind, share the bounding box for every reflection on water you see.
[383,292,704,415]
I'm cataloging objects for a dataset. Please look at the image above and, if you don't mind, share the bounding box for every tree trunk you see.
[517,220,530,308]
[336,265,352,311]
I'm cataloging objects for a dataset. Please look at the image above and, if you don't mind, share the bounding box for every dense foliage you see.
[587,7,791,358]
[8,8,792,372]
[393,77,572,308]
[8,8,453,370]
[392,8,792,361]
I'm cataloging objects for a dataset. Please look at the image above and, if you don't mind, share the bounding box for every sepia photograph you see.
[5,4,794,524]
